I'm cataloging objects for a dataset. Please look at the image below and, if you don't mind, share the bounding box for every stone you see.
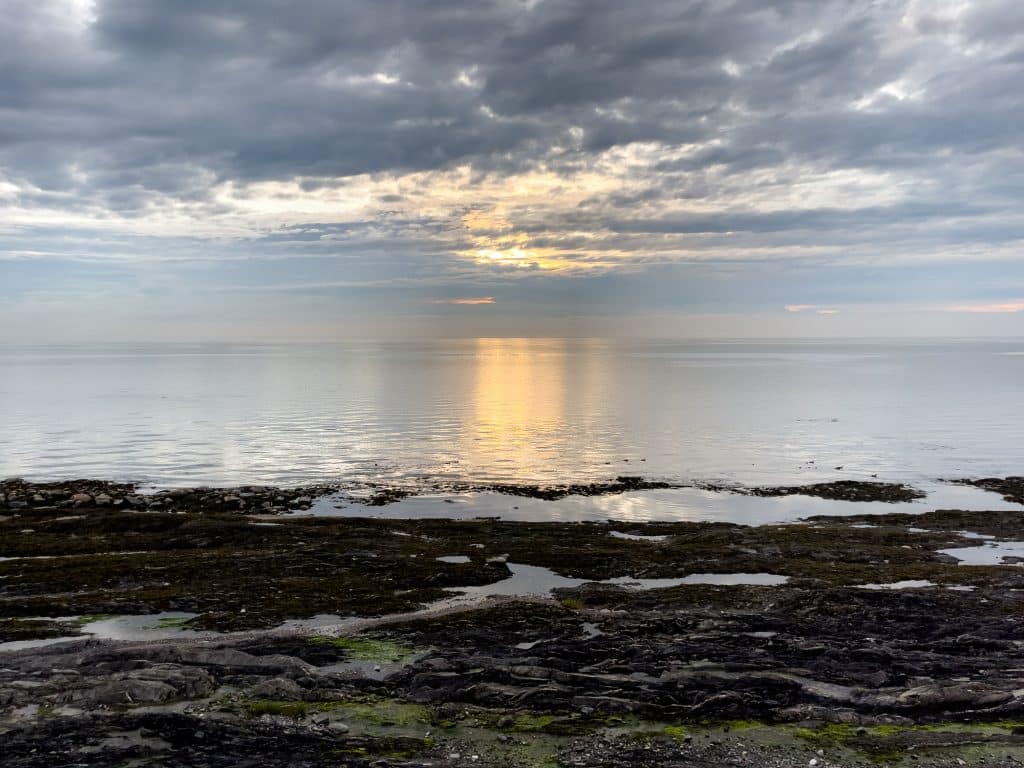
[249,678,304,701]
[87,679,178,706]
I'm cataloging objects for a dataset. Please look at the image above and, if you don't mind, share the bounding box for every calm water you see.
[1,339,1022,488]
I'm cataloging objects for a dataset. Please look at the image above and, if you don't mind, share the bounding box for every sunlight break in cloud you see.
[433,297,496,305]
[785,305,840,316]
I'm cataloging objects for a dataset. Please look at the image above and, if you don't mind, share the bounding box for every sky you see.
[2,0,1024,340]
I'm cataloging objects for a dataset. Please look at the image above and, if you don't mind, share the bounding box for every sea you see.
[2,338,1021,497]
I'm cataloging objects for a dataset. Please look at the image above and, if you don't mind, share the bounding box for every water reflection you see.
[3,340,1024,487]
[466,338,569,478]
[316,480,1024,526]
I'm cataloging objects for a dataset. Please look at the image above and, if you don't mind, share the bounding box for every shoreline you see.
[4,477,1024,766]
[0,474,990,513]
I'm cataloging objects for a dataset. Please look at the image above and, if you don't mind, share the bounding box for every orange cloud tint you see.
[785,304,838,315]
[433,297,496,305]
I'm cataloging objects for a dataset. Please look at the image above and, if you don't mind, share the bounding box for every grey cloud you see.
[2,0,1023,324]
[0,1,912,191]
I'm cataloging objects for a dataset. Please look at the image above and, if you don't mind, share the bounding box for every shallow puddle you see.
[80,612,210,640]
[0,636,85,653]
[939,541,1024,566]
[436,563,788,605]
[0,612,212,653]
[957,530,996,540]
[275,613,347,631]
[668,572,790,586]
[856,580,976,591]
[609,530,669,542]
[300,480,1021,525]
[857,580,936,590]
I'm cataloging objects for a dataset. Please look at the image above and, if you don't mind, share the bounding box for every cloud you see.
[433,296,496,305]
[785,304,839,315]
[1,1,1023,336]
[948,301,1024,314]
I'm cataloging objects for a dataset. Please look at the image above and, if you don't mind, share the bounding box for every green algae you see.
[307,634,420,662]
[243,696,432,733]
[793,722,860,745]
[791,720,1024,764]
[510,714,556,732]
[242,695,431,728]
[662,725,688,739]
[718,718,763,731]
[339,698,431,728]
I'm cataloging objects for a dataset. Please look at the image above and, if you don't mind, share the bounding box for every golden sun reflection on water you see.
[465,338,570,475]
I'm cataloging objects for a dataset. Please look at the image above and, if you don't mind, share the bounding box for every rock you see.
[70,493,92,506]
[896,683,1013,710]
[689,691,748,718]
[249,677,304,701]
[87,679,178,706]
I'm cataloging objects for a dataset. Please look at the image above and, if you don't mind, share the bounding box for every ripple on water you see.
[5,341,1024,489]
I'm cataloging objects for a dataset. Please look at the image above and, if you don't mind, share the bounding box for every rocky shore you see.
[4,477,1024,766]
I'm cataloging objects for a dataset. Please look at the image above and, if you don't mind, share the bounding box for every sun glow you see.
[461,215,566,270]
[468,242,600,271]
[461,220,610,272]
